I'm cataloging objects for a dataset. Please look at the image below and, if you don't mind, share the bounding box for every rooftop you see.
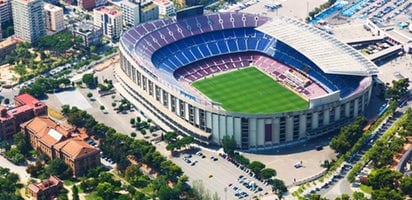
[141,2,157,12]
[153,0,173,6]
[15,93,41,106]
[23,116,98,160]
[256,17,379,76]
[0,37,19,49]
[94,6,121,16]
[43,2,62,11]
[28,175,62,193]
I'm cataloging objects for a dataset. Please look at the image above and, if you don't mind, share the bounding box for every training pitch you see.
[192,67,308,114]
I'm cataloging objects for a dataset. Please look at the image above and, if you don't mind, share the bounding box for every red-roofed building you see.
[21,116,100,177]
[0,93,47,139]
[28,175,63,200]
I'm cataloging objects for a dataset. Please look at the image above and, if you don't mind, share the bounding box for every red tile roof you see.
[15,93,39,106]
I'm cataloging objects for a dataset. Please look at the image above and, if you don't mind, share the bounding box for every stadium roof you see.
[256,17,379,76]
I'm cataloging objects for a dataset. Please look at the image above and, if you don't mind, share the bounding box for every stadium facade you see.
[116,12,379,149]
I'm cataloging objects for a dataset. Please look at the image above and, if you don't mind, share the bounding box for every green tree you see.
[367,167,402,190]
[96,182,116,200]
[352,191,368,200]
[248,161,266,174]
[222,135,237,156]
[72,185,79,200]
[61,104,70,115]
[272,178,287,199]
[4,148,25,164]
[371,188,403,200]
[13,132,30,156]
[82,73,96,88]
[45,158,72,179]
[400,176,412,196]
[260,168,277,180]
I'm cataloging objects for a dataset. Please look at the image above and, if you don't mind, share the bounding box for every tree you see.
[130,132,137,138]
[4,148,25,164]
[61,105,70,115]
[352,191,367,200]
[13,132,30,156]
[371,188,403,200]
[82,73,96,88]
[87,92,93,98]
[222,135,237,157]
[400,176,412,196]
[367,167,402,190]
[45,159,72,179]
[260,168,277,180]
[3,98,9,105]
[272,178,287,199]
[386,78,409,102]
[72,185,79,200]
[130,118,135,125]
[335,194,350,200]
[100,105,105,111]
[96,182,116,200]
[249,161,266,174]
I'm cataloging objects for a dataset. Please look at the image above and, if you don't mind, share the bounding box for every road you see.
[0,155,30,184]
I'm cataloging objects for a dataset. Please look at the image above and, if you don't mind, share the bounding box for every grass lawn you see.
[192,67,308,114]
[360,184,373,194]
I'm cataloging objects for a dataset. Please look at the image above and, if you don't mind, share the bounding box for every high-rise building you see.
[120,0,139,30]
[44,2,64,32]
[93,6,122,40]
[120,0,159,30]
[11,0,46,43]
[78,0,95,10]
[153,0,174,17]
[0,0,12,24]
[139,0,158,23]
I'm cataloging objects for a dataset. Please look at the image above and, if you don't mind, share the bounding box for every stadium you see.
[115,11,379,149]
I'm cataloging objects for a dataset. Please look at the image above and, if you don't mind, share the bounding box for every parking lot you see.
[224,0,325,21]
[155,142,273,199]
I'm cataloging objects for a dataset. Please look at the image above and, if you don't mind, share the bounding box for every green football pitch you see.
[192,67,308,114]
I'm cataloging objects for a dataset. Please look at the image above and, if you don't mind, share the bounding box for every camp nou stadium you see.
[115,10,379,150]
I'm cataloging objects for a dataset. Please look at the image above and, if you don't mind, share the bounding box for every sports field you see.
[192,67,308,114]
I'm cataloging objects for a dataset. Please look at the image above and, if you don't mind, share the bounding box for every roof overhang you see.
[256,17,379,76]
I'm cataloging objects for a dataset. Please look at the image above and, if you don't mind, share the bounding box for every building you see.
[139,0,158,23]
[117,13,378,149]
[11,0,46,43]
[93,6,122,40]
[94,0,105,7]
[153,0,174,17]
[0,37,20,59]
[0,93,47,139]
[21,116,101,177]
[71,21,102,47]
[43,2,64,32]
[28,175,63,200]
[0,0,12,24]
[120,0,139,30]
[78,0,95,10]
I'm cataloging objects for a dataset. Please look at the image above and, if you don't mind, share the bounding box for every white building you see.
[12,0,46,43]
[93,6,122,40]
[153,0,174,17]
[120,0,139,30]
[44,2,64,32]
